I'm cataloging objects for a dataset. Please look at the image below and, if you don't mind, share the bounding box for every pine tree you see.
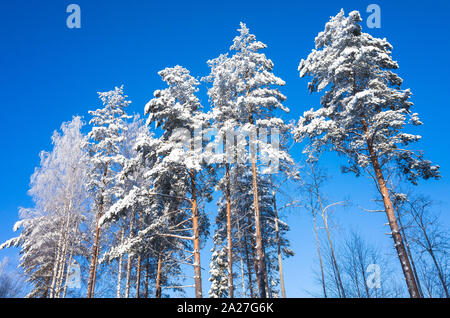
[294,9,440,298]
[85,86,131,297]
[205,23,291,298]
[145,66,212,298]
[208,233,229,298]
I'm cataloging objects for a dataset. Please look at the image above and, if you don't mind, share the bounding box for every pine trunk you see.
[86,210,102,298]
[155,250,163,298]
[155,251,162,298]
[87,165,108,298]
[249,120,267,298]
[366,139,420,298]
[243,226,255,298]
[190,169,203,298]
[136,254,142,298]
[144,258,149,298]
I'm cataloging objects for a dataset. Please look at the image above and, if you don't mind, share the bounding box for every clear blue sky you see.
[0,0,449,297]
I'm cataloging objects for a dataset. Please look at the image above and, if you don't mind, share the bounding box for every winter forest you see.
[1,8,449,299]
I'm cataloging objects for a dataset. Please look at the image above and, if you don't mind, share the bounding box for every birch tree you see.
[1,116,88,298]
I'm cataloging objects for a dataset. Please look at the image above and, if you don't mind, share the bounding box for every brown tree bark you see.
[190,169,203,298]
[155,250,163,298]
[87,165,108,298]
[144,258,149,298]
[249,117,267,298]
[365,134,420,298]
[136,255,142,298]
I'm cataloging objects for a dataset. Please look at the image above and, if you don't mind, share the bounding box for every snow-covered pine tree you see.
[294,9,440,298]
[145,66,212,298]
[208,233,229,298]
[0,116,89,298]
[97,114,154,298]
[205,23,291,298]
[85,86,131,297]
[204,52,237,297]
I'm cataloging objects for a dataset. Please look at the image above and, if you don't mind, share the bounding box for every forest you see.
[0,9,448,299]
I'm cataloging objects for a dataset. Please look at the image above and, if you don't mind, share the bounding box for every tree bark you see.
[87,210,102,298]
[125,212,136,298]
[136,254,142,298]
[87,165,108,298]
[155,250,163,298]
[190,169,203,298]
[243,224,255,298]
[144,258,149,298]
[366,139,420,298]
[249,120,267,298]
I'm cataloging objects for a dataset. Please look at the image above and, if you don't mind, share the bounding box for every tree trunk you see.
[224,157,235,298]
[125,211,136,298]
[125,255,133,298]
[144,258,150,298]
[316,182,345,298]
[190,169,203,298]
[249,123,267,298]
[366,140,420,298]
[155,250,163,298]
[421,231,449,297]
[87,210,102,298]
[136,254,142,298]
[87,165,108,298]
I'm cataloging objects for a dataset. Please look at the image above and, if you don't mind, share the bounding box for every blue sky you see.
[0,0,449,297]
